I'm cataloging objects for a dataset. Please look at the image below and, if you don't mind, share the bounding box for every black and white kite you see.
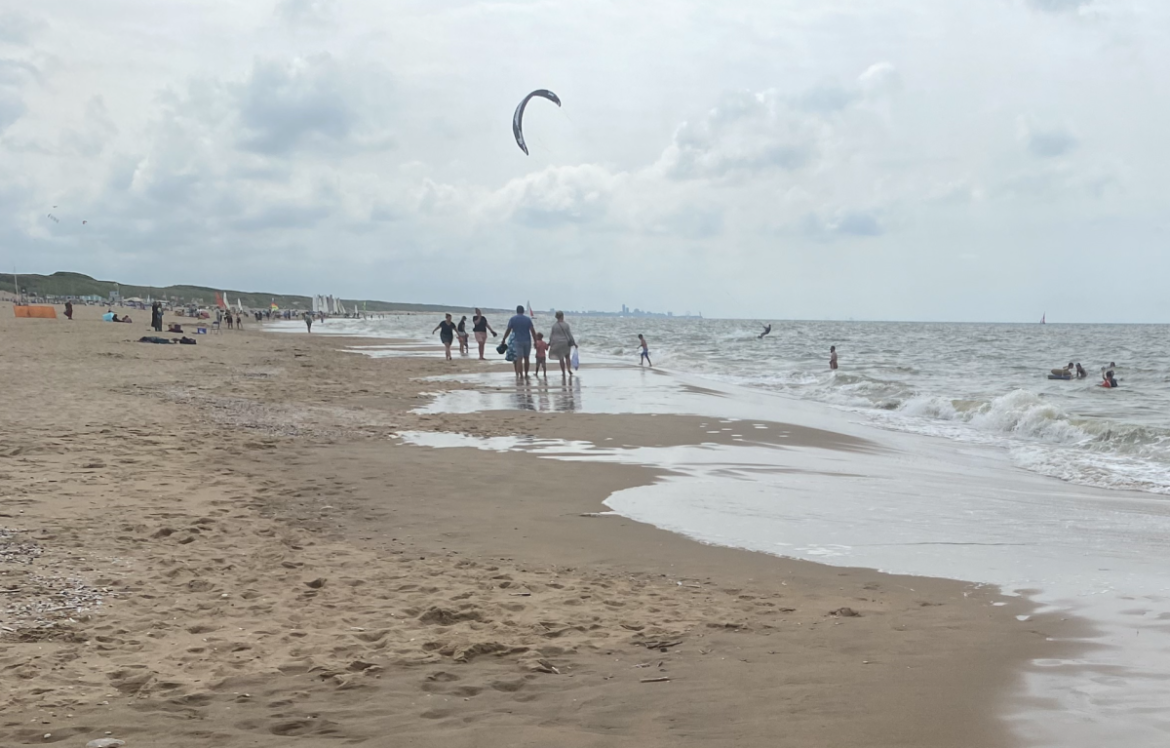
[512,89,561,155]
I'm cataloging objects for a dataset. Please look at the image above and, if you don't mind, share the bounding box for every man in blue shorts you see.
[502,305,537,379]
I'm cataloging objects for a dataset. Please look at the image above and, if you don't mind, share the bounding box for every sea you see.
[291,315,1170,497]
[274,315,1170,746]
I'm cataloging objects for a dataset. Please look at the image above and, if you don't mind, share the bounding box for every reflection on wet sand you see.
[508,378,584,412]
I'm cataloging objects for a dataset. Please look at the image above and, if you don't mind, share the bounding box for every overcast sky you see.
[2,0,1167,321]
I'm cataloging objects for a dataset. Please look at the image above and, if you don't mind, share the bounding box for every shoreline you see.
[0,306,1069,747]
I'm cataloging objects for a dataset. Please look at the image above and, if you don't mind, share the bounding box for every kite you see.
[512,89,561,155]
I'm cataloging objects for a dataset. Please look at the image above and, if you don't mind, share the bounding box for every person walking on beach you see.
[829,345,838,370]
[548,311,577,379]
[502,305,537,379]
[151,302,163,332]
[534,332,549,377]
[303,311,313,332]
[64,301,73,320]
[456,315,470,356]
[472,308,496,360]
[638,334,652,367]
[433,313,459,361]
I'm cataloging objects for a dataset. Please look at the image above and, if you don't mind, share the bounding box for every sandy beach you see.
[0,306,1071,747]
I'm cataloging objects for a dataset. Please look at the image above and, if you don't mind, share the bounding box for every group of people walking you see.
[434,306,578,380]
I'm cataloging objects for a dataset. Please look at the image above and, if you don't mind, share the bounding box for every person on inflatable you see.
[1075,363,1087,378]
[1100,369,1119,388]
[1050,362,1074,377]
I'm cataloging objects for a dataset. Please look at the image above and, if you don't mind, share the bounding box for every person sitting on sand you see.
[1050,362,1074,377]
[168,323,184,333]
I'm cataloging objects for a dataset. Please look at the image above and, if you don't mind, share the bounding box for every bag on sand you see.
[571,348,580,371]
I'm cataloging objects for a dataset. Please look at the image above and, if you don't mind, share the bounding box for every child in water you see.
[638,334,652,367]
[534,332,549,376]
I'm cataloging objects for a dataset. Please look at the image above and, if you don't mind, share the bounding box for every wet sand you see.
[0,305,1070,747]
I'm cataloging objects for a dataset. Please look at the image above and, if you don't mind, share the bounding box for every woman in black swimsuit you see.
[432,313,458,360]
[472,308,496,360]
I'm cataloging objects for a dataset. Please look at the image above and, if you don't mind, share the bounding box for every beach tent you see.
[14,305,57,319]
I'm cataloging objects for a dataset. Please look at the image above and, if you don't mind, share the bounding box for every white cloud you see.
[234,55,391,155]
[1019,118,1079,158]
[0,11,46,46]
[1025,0,1093,13]
[275,0,338,25]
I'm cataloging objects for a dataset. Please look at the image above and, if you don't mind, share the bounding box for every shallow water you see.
[273,315,1170,496]
[400,367,1170,747]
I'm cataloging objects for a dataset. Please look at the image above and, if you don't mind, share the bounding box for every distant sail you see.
[1041,313,1046,324]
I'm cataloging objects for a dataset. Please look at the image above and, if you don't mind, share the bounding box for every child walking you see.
[534,332,549,376]
[637,334,652,367]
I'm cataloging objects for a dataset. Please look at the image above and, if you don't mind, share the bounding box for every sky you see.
[1,0,1168,322]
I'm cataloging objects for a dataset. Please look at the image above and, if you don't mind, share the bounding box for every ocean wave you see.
[297,314,1170,497]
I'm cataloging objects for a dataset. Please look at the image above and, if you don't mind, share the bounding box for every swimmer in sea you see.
[1101,369,1119,388]
[759,324,772,340]
[1075,363,1087,378]
[829,345,838,370]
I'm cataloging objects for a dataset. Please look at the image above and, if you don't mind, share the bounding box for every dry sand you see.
[0,305,1071,747]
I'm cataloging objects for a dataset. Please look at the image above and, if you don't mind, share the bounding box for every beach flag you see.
[215,291,226,309]
[527,300,535,318]
[270,301,279,311]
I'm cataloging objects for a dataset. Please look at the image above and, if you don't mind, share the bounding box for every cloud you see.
[1019,119,1078,158]
[274,0,338,25]
[489,164,622,228]
[1025,0,1093,13]
[0,59,39,133]
[654,64,899,182]
[233,55,390,156]
[62,97,119,156]
[0,11,46,46]
[656,90,821,180]
[858,62,902,98]
[0,90,24,132]
[802,208,884,238]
